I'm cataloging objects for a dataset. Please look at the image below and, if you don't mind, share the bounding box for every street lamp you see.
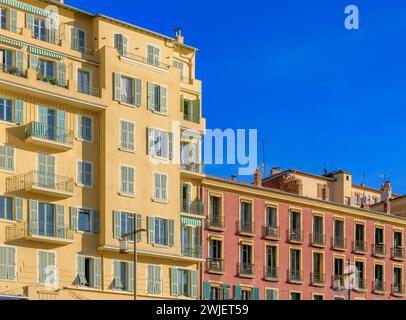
[119,218,146,301]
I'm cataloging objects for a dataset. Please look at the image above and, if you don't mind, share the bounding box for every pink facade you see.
[202,183,406,300]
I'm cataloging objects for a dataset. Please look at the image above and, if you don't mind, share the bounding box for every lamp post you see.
[119,218,146,301]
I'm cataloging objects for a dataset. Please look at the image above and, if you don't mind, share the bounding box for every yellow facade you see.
[0,0,205,300]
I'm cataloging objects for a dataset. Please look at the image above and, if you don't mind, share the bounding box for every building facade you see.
[202,170,406,300]
[0,0,205,300]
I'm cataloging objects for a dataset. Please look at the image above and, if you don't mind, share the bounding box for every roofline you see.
[40,0,199,51]
[263,169,336,182]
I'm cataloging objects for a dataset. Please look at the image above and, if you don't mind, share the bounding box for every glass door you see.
[38,203,54,237]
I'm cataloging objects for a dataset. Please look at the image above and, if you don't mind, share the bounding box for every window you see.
[77,160,93,187]
[181,225,200,258]
[210,286,224,300]
[148,217,174,246]
[0,98,12,122]
[147,44,160,66]
[180,140,201,166]
[0,8,6,30]
[240,202,253,233]
[173,59,184,80]
[313,294,324,300]
[120,120,135,151]
[312,252,324,285]
[38,59,54,80]
[241,289,252,301]
[78,208,91,232]
[71,28,86,52]
[334,257,344,288]
[113,73,141,106]
[0,49,13,70]
[209,195,222,228]
[182,98,200,123]
[375,227,384,245]
[121,76,134,105]
[71,207,99,233]
[147,82,167,114]
[78,70,90,94]
[113,260,134,291]
[208,238,223,271]
[153,173,168,202]
[120,165,135,196]
[265,246,277,279]
[33,17,47,41]
[114,34,128,56]
[0,246,16,280]
[76,256,101,288]
[290,292,301,300]
[354,193,360,205]
[345,197,351,206]
[38,251,56,286]
[374,263,384,292]
[0,145,14,172]
[355,223,366,251]
[289,210,302,242]
[394,231,403,248]
[289,249,302,282]
[393,267,403,294]
[148,128,173,159]
[372,197,378,204]
[334,218,345,248]
[266,206,277,227]
[77,115,92,141]
[170,268,198,298]
[239,243,253,275]
[312,215,324,245]
[355,260,365,290]
[0,196,12,220]
[147,264,162,295]
[334,296,345,300]
[265,288,278,300]
[113,211,141,241]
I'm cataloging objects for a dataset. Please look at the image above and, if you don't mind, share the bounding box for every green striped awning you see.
[0,0,51,17]
[181,216,202,227]
[0,37,26,48]
[29,47,65,60]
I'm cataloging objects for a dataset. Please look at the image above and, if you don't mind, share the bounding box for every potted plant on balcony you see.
[8,66,19,75]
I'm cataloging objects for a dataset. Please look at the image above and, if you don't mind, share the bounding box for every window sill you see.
[76,137,93,143]
[0,219,18,224]
[150,155,170,162]
[119,147,135,154]
[0,168,16,175]
[119,192,136,198]
[119,101,138,108]
[152,198,168,204]
[76,183,93,189]
[150,109,169,117]
[0,120,17,126]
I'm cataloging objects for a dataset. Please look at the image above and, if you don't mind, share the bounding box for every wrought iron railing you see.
[263,225,280,239]
[391,247,405,260]
[37,73,68,88]
[207,258,224,272]
[332,236,346,250]
[181,199,204,215]
[288,269,303,283]
[237,221,254,234]
[264,266,278,280]
[119,51,170,70]
[353,240,367,254]
[180,163,204,174]
[238,263,254,276]
[288,229,304,243]
[6,171,74,194]
[332,275,345,289]
[208,215,224,229]
[373,244,386,258]
[6,222,74,242]
[373,281,386,293]
[25,121,74,146]
[392,283,404,296]
[311,232,326,246]
[78,84,101,97]
[311,272,326,286]
[355,278,367,291]
[181,246,202,259]
[0,64,27,78]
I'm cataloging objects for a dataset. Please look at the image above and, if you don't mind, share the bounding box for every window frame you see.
[119,119,136,152]
[76,114,93,142]
[119,164,136,197]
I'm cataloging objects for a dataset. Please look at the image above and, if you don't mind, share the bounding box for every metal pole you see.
[134,218,137,301]
[348,258,351,301]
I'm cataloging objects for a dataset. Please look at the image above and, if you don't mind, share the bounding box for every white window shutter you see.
[9,9,17,33]
[128,262,134,292]
[147,83,155,110]
[148,217,155,244]
[170,268,178,296]
[114,73,122,101]
[15,197,23,222]
[93,258,101,289]
[191,270,198,298]
[160,86,167,114]
[29,200,38,235]
[112,261,122,290]
[70,207,78,230]
[71,28,79,50]
[113,211,121,239]
[135,79,141,106]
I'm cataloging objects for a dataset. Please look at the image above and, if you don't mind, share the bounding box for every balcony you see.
[311,272,326,287]
[25,122,74,150]
[332,236,346,251]
[78,84,101,98]
[392,283,404,297]
[373,244,386,258]
[391,247,405,261]
[119,51,170,70]
[353,240,367,254]
[373,281,386,294]
[288,269,303,283]
[263,225,280,240]
[181,199,204,216]
[264,266,279,281]
[37,73,68,89]
[311,232,326,247]
[6,222,74,245]
[237,221,255,236]
[180,163,204,175]
[6,171,74,198]
[332,275,345,290]
[0,64,27,78]
[238,263,254,277]
[207,215,225,230]
[355,278,367,292]
[207,258,224,273]
[287,229,304,243]
[181,246,202,259]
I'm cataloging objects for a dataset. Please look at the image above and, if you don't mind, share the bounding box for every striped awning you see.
[0,0,51,17]
[29,47,65,60]
[181,216,202,227]
[0,37,26,48]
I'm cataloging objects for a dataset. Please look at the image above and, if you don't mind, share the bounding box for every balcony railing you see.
[263,225,280,239]
[78,84,101,97]
[311,233,326,246]
[0,64,27,78]
[37,73,68,88]
[391,247,405,261]
[119,51,170,70]
[237,221,254,235]
[181,246,202,259]
[207,258,224,273]
[0,24,23,34]
[181,199,204,215]
[288,229,304,243]
[181,76,193,85]
[180,163,204,174]
[238,263,254,276]
[392,283,404,296]
[373,281,386,294]
[311,272,326,286]
[264,266,278,281]
[288,269,303,283]
[208,215,224,229]
[25,121,74,147]
[373,244,386,258]
[6,222,74,244]
[332,275,345,289]
[355,278,367,291]
[332,236,346,250]
[353,240,367,254]
[6,171,74,197]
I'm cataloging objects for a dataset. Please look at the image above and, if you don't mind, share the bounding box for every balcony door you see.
[240,202,252,230]
[181,183,191,212]
[38,202,54,237]
[290,249,301,272]
[37,153,55,188]
[38,106,66,143]
[240,244,252,268]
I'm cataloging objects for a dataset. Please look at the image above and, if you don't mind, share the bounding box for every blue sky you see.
[66,0,406,194]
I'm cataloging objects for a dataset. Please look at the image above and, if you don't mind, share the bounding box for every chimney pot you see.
[254,168,262,187]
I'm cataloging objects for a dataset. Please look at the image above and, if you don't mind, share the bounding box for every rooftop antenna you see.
[362,168,366,186]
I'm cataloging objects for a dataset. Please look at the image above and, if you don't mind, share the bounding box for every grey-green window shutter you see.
[49,25,56,44]
[136,214,142,242]
[252,288,260,300]
[135,79,141,106]
[29,200,38,235]
[147,83,154,110]
[122,36,128,57]
[234,285,241,300]
[203,281,211,300]
[128,262,134,292]
[7,247,16,280]
[113,260,122,289]
[113,210,121,239]
[15,197,23,222]
[77,255,86,285]
[71,28,79,50]
[29,54,39,70]
[92,210,100,233]
[26,14,33,31]
[114,73,121,101]
[9,9,17,33]
[93,258,101,289]
[147,128,154,155]
[192,99,200,123]
[160,86,167,114]
[223,284,230,300]
[191,270,198,298]
[15,51,23,72]
[55,205,65,238]
[14,99,23,125]
[168,219,174,247]
[147,265,154,294]
[0,247,6,279]
[148,216,155,244]
[70,207,78,230]
[56,62,66,87]
[170,268,178,296]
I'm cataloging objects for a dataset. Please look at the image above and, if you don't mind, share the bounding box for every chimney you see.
[383,199,391,214]
[254,168,262,187]
[381,181,392,202]
[231,175,237,181]
[271,167,281,176]
[323,168,328,175]
[174,27,184,44]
